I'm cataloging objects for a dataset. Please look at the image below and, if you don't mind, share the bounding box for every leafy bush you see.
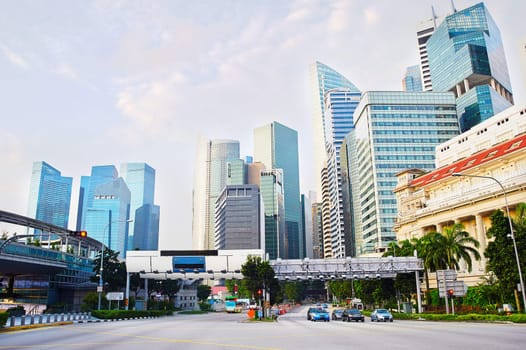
[0,312,8,327]
[91,309,173,320]
[7,306,25,317]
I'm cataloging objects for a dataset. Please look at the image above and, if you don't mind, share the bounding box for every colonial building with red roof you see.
[394,105,526,286]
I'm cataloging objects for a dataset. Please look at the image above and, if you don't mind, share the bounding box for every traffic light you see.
[257,289,262,297]
[447,289,454,297]
[72,230,88,238]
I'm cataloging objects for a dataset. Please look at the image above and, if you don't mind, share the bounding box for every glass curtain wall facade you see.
[254,122,302,259]
[402,65,423,92]
[84,177,131,258]
[349,91,458,255]
[310,61,360,196]
[323,88,361,258]
[427,2,513,132]
[121,163,159,250]
[192,138,240,250]
[27,161,72,230]
[259,169,285,259]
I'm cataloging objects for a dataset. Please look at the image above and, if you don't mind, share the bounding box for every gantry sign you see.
[270,256,423,281]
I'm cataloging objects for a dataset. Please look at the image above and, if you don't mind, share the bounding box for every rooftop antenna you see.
[431,6,438,28]
[450,0,457,13]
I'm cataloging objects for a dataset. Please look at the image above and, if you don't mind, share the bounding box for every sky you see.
[1,0,525,250]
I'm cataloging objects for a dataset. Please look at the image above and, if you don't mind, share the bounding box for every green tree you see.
[485,209,525,304]
[283,281,304,303]
[241,255,277,302]
[91,248,126,292]
[434,223,481,271]
[197,284,212,302]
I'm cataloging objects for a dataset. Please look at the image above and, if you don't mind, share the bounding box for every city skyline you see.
[1,0,525,250]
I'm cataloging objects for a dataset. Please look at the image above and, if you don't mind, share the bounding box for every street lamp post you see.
[452,173,526,311]
[97,219,132,311]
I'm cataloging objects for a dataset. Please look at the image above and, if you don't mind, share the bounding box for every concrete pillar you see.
[475,214,486,252]
[464,78,470,92]
[21,316,25,326]
[456,84,462,97]
[436,223,442,233]
[10,316,15,327]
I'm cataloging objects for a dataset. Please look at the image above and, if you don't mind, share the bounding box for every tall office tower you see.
[310,61,360,197]
[226,159,247,186]
[311,202,323,259]
[121,163,160,251]
[301,192,315,259]
[320,166,332,258]
[192,137,240,250]
[323,88,361,258]
[84,177,131,258]
[340,133,360,258]
[402,65,423,92]
[77,165,118,231]
[254,122,302,259]
[427,2,514,132]
[259,169,285,259]
[214,185,263,250]
[27,161,72,229]
[416,13,439,92]
[348,91,458,255]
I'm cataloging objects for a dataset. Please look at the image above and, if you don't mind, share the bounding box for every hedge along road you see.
[1,308,525,350]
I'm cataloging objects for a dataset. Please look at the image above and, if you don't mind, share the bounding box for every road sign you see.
[106,292,124,301]
[436,270,457,281]
[439,280,467,297]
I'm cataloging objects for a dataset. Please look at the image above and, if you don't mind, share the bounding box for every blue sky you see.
[1,0,524,249]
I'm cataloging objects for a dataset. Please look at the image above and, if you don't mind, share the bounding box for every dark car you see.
[342,308,364,322]
[307,307,330,322]
[370,308,393,322]
[331,308,344,320]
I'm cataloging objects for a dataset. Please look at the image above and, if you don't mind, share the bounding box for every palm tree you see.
[434,223,481,272]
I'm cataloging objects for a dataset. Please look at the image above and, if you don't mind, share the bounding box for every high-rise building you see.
[192,137,240,250]
[402,65,423,92]
[427,2,514,132]
[310,61,360,197]
[259,169,285,259]
[77,165,118,231]
[84,177,131,258]
[120,163,160,250]
[311,202,323,259]
[214,184,262,250]
[254,122,302,258]
[416,13,439,92]
[347,91,458,255]
[301,191,315,259]
[322,88,361,258]
[27,161,72,230]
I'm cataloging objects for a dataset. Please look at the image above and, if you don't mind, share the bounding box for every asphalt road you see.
[1,306,525,350]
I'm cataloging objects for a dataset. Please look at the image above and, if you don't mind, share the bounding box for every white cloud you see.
[55,63,78,80]
[0,43,30,70]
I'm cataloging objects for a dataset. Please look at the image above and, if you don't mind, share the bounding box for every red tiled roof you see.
[411,133,526,187]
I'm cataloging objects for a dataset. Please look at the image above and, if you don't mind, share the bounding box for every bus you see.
[225,296,243,313]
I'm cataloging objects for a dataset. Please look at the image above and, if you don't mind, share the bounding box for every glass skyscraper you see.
[77,165,118,231]
[254,122,302,259]
[192,137,240,250]
[348,91,458,255]
[27,161,72,229]
[121,163,160,250]
[259,169,285,259]
[323,88,361,258]
[84,177,131,258]
[427,2,513,132]
[310,61,360,194]
[402,65,423,92]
